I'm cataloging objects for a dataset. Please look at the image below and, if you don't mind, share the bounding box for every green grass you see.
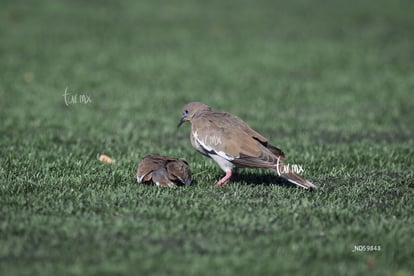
[1,0,414,275]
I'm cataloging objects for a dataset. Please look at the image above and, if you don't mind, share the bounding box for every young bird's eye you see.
[183,110,189,116]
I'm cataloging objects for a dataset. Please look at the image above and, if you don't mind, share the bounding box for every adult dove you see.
[177,102,316,189]
[136,154,192,187]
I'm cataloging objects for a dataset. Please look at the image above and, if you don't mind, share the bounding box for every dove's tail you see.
[272,162,317,189]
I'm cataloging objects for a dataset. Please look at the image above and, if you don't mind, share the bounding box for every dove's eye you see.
[183,110,189,116]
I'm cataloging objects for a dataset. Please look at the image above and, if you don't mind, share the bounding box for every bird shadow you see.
[231,171,298,189]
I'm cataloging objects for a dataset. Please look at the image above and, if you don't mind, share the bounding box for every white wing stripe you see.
[193,130,234,161]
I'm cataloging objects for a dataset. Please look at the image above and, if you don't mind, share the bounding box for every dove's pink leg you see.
[217,171,232,186]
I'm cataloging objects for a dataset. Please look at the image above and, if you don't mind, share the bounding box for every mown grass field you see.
[1,0,413,275]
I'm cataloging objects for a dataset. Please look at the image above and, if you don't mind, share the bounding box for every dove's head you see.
[177,102,211,127]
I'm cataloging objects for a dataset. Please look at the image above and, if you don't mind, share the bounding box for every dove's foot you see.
[216,171,233,186]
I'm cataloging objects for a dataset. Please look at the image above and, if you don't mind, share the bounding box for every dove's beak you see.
[177,116,187,128]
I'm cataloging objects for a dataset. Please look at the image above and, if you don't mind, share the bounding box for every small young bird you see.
[177,102,316,189]
[136,154,192,187]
